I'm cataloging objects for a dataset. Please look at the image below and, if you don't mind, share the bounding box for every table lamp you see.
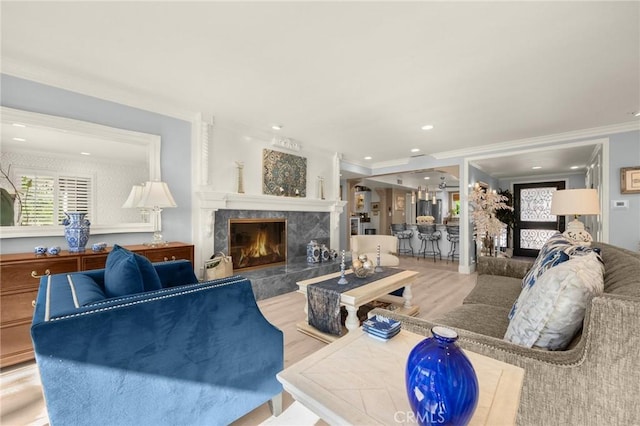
[138,181,177,247]
[550,188,600,244]
[122,184,149,222]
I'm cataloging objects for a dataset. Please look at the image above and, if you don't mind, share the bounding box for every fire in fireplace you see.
[228,218,287,271]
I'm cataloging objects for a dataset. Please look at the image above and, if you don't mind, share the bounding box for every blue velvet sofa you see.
[31,259,284,426]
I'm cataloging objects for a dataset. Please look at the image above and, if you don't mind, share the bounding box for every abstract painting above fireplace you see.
[229,218,287,272]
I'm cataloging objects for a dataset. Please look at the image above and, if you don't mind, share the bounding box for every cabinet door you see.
[144,246,193,263]
[0,257,79,367]
[1,290,39,324]
[0,322,35,366]
[1,258,79,292]
[82,255,109,271]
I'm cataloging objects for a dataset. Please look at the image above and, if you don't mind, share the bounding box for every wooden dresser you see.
[0,242,194,368]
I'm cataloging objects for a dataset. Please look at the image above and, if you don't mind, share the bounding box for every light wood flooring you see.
[0,256,476,426]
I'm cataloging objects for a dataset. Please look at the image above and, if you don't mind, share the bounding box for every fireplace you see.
[229,218,287,272]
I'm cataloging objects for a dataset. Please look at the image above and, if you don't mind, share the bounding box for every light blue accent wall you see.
[608,131,640,251]
[0,74,192,254]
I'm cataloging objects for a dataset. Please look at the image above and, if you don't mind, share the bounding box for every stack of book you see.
[362,315,401,341]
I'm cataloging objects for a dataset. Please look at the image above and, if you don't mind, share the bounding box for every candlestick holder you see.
[337,249,348,285]
[235,161,245,194]
[375,244,383,272]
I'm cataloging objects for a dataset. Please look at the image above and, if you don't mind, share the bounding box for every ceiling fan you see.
[438,176,460,190]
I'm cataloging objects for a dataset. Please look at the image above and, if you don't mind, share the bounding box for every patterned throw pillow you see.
[508,233,602,320]
[508,249,570,319]
[508,233,572,320]
[504,251,604,350]
[521,232,573,289]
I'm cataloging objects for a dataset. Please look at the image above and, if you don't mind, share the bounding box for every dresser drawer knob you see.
[163,256,177,261]
[32,300,36,308]
[31,269,51,279]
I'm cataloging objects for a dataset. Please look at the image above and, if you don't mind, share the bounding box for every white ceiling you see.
[1,2,639,176]
[1,122,148,164]
[471,144,599,179]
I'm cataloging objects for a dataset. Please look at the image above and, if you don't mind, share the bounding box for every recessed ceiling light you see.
[424,177,430,180]
[12,123,26,128]
[80,152,91,156]
[421,124,434,131]
[364,156,372,160]
[12,137,26,142]
[532,166,542,170]
[271,124,282,130]
[570,165,580,170]
[410,148,420,153]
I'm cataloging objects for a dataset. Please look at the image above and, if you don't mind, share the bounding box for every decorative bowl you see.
[352,256,375,278]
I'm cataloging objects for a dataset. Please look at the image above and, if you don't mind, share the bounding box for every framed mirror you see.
[0,107,159,238]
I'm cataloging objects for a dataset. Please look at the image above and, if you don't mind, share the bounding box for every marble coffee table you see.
[278,328,525,426]
[296,269,419,343]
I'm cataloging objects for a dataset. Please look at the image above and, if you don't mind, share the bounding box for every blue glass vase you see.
[63,212,91,253]
[406,326,479,426]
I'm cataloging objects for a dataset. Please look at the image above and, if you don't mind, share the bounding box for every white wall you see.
[209,123,338,201]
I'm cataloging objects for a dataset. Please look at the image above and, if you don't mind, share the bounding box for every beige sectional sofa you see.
[372,241,640,425]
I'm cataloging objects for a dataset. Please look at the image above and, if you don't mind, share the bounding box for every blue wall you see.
[0,75,192,253]
[608,131,640,251]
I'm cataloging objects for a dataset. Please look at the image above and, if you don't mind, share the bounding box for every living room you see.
[1,2,639,425]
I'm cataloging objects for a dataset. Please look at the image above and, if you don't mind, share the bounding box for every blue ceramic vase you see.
[406,326,479,426]
[63,212,91,253]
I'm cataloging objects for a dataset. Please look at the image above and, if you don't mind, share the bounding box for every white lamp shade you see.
[551,189,600,216]
[122,185,145,208]
[137,181,177,209]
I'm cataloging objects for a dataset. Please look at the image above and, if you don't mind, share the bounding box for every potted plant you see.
[494,188,515,255]
[468,185,513,256]
[0,165,28,226]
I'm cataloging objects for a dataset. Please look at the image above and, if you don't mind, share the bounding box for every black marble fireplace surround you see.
[213,209,340,300]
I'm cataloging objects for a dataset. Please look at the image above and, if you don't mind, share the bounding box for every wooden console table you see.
[0,242,194,367]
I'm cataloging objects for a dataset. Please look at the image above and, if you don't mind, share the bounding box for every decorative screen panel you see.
[520,229,558,250]
[520,187,557,222]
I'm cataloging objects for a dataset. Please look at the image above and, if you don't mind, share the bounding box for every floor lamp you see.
[138,181,177,247]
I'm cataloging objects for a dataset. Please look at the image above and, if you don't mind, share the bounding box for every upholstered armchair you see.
[31,253,283,426]
[351,235,399,266]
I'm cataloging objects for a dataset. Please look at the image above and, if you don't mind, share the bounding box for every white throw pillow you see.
[504,251,604,350]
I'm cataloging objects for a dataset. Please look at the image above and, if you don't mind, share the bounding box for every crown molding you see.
[1,56,199,122]
[432,121,640,160]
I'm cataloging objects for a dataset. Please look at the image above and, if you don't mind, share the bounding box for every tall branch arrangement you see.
[468,185,513,240]
[0,164,26,225]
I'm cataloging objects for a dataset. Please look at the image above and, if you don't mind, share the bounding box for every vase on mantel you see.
[63,212,91,253]
[406,326,479,426]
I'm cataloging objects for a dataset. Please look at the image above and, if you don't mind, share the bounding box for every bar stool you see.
[417,224,442,262]
[446,225,460,263]
[390,223,413,256]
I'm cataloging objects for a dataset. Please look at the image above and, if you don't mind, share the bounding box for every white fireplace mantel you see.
[193,190,347,279]
[197,191,346,213]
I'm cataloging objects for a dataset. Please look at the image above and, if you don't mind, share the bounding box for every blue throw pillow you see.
[104,245,162,297]
[67,273,106,306]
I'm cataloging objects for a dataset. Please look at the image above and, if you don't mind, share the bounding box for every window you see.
[17,169,92,226]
